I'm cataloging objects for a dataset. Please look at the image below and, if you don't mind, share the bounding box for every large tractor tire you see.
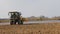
[20,20,23,24]
[10,21,14,25]
[14,22,16,25]
[10,20,16,25]
[18,20,23,25]
[14,20,16,25]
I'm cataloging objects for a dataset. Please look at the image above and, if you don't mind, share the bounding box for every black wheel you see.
[18,20,23,25]
[10,21,13,25]
[20,20,23,24]
[14,21,16,25]
[13,22,16,25]
[18,21,21,25]
[10,20,16,25]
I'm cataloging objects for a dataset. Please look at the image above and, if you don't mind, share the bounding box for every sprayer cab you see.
[8,12,23,25]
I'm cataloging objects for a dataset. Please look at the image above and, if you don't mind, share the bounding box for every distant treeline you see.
[0,16,60,23]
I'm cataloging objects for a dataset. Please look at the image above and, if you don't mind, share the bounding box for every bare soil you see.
[0,22,60,34]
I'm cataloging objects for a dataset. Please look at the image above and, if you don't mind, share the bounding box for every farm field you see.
[0,22,60,34]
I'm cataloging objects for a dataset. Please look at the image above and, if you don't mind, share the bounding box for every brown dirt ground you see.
[0,22,60,34]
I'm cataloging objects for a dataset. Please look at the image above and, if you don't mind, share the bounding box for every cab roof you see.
[9,12,19,13]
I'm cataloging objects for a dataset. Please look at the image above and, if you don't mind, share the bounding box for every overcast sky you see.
[0,0,60,18]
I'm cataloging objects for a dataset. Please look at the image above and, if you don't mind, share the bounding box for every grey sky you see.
[0,0,60,18]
